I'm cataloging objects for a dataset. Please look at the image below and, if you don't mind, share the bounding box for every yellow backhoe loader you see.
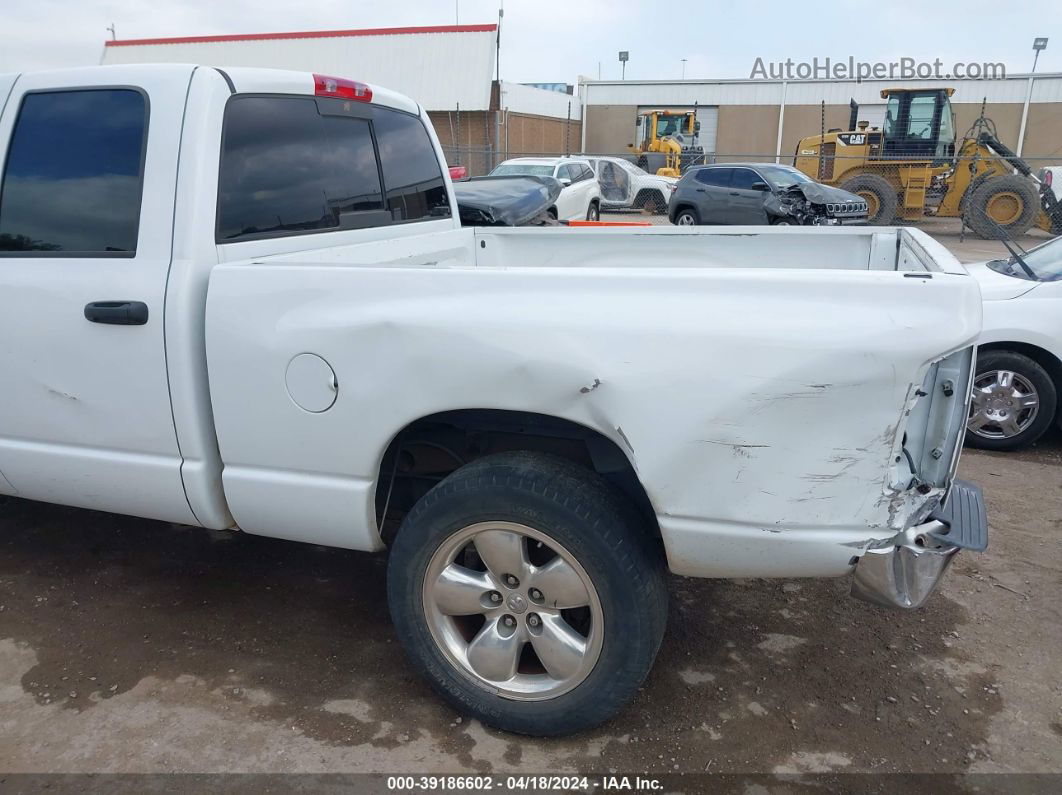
[792,88,1062,237]
[628,110,704,177]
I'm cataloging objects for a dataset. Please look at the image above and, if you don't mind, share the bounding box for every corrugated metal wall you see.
[102,27,498,111]
[501,82,581,120]
[582,74,1062,162]
[583,74,1062,106]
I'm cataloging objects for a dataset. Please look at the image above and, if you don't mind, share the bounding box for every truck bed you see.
[472,225,966,274]
[206,223,980,577]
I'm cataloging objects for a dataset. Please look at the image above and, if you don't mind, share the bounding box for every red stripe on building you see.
[105,24,497,47]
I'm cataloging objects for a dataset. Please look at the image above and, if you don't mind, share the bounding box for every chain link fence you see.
[444,145,1062,239]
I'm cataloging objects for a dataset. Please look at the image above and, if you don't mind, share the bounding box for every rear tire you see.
[963,175,1040,240]
[586,201,600,222]
[387,451,668,736]
[674,208,699,226]
[966,350,1057,451]
[771,218,798,226]
[839,174,898,225]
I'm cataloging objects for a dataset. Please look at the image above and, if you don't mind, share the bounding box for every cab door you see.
[726,167,771,224]
[0,66,198,523]
[691,167,733,224]
[553,164,582,220]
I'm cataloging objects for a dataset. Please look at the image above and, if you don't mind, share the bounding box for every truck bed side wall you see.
[205,229,981,576]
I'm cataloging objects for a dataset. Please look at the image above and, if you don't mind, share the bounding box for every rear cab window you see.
[0,89,148,255]
[217,95,449,243]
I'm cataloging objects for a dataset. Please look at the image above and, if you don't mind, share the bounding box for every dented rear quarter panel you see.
[204,225,981,578]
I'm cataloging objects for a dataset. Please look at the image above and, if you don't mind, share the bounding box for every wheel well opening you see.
[633,188,662,208]
[375,409,659,546]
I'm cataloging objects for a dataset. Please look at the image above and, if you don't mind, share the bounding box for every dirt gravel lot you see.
[0,220,1059,780]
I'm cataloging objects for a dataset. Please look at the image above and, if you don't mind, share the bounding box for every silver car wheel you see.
[676,212,696,226]
[422,521,603,701]
[968,369,1040,439]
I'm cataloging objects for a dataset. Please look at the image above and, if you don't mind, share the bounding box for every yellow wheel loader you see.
[793,88,1062,237]
[628,110,704,177]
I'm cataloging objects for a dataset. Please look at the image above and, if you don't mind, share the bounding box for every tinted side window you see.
[730,169,763,189]
[0,89,147,255]
[694,168,731,187]
[372,106,450,222]
[217,96,385,242]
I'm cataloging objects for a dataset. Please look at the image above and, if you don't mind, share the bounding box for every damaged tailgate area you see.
[853,346,987,609]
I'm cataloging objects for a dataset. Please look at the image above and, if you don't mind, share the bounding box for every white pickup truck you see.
[0,65,987,736]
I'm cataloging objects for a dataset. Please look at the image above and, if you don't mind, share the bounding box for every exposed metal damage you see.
[762,182,870,226]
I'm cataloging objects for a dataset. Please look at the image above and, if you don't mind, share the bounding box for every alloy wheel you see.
[968,369,1039,440]
[422,521,603,700]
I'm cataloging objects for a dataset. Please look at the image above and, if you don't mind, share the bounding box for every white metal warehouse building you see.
[102,24,583,173]
[578,74,1062,164]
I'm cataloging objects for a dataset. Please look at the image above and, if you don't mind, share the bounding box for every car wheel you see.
[674,209,699,226]
[586,202,600,222]
[387,451,668,736]
[966,350,1057,451]
[771,218,798,226]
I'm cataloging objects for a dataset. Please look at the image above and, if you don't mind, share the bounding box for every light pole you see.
[1017,38,1047,156]
[681,58,687,79]
[619,50,629,80]
[1032,37,1048,73]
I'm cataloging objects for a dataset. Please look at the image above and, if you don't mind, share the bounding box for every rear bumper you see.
[851,479,987,609]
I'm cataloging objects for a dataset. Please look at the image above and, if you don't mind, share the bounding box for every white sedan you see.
[488,157,602,221]
[586,156,678,214]
[966,234,1062,450]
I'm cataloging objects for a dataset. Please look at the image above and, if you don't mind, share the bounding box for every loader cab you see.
[880,88,955,161]
[634,111,700,150]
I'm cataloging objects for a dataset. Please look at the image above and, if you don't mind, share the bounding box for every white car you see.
[966,234,1062,450]
[586,156,678,214]
[488,157,602,221]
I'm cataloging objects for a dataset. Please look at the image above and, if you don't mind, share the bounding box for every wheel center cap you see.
[506,594,528,614]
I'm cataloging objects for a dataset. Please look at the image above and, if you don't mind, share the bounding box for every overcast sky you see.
[3,0,1060,82]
